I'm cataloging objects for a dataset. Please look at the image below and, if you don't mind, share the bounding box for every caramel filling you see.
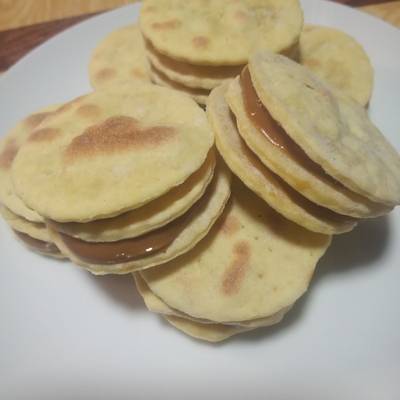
[57,212,187,265]
[240,67,339,181]
[14,230,60,255]
[145,38,243,79]
[151,65,210,96]
[53,176,214,265]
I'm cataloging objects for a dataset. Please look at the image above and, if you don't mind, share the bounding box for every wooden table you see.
[0,0,399,73]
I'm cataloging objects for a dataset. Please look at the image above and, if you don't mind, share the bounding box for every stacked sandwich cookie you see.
[87,4,373,110]
[208,50,398,236]
[10,82,232,275]
[0,106,64,258]
[139,0,303,104]
[2,2,399,344]
[135,179,331,342]
[132,51,400,342]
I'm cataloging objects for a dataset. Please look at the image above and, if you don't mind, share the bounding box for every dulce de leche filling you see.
[14,230,60,255]
[50,158,217,265]
[52,178,215,265]
[240,67,338,181]
[56,212,188,265]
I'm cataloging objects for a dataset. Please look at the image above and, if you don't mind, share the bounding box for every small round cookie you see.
[141,179,331,323]
[0,206,63,259]
[226,74,390,218]
[163,315,251,342]
[89,24,151,89]
[50,150,215,242]
[140,0,303,65]
[144,32,299,91]
[0,105,59,222]
[249,51,400,206]
[134,273,289,329]
[299,25,373,106]
[48,162,231,275]
[1,206,51,243]
[207,84,357,234]
[12,82,214,222]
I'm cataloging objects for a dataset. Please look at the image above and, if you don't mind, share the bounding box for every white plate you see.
[1,2,399,399]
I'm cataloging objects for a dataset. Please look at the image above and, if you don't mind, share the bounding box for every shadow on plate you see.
[231,215,391,343]
[84,215,391,341]
[85,272,145,311]
[313,214,391,281]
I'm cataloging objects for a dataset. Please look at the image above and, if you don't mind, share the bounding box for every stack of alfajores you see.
[134,50,400,342]
[9,82,232,275]
[138,0,303,105]
[1,0,400,343]
[0,106,65,258]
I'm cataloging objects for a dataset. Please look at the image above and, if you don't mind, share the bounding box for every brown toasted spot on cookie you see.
[221,215,240,236]
[29,128,60,143]
[64,116,177,161]
[76,104,102,119]
[152,19,181,30]
[0,139,19,169]
[24,112,52,130]
[192,36,209,49]
[131,68,146,79]
[221,241,251,296]
[96,68,116,81]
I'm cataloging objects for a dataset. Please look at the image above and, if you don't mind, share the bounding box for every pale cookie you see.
[48,162,231,275]
[0,105,59,222]
[12,83,214,222]
[226,76,390,217]
[140,0,303,65]
[89,24,151,89]
[50,150,215,242]
[141,179,331,323]
[207,84,357,234]
[299,25,373,106]
[249,51,400,206]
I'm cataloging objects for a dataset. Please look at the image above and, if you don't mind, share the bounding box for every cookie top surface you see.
[141,179,331,322]
[140,0,303,65]
[12,83,214,222]
[89,24,151,89]
[52,150,215,242]
[50,161,231,275]
[299,25,373,106]
[249,51,400,206]
[0,105,59,222]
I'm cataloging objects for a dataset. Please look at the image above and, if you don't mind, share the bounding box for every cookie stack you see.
[139,0,304,104]
[133,50,400,342]
[208,51,398,236]
[136,179,331,342]
[10,82,232,275]
[0,106,64,258]
[2,1,399,344]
